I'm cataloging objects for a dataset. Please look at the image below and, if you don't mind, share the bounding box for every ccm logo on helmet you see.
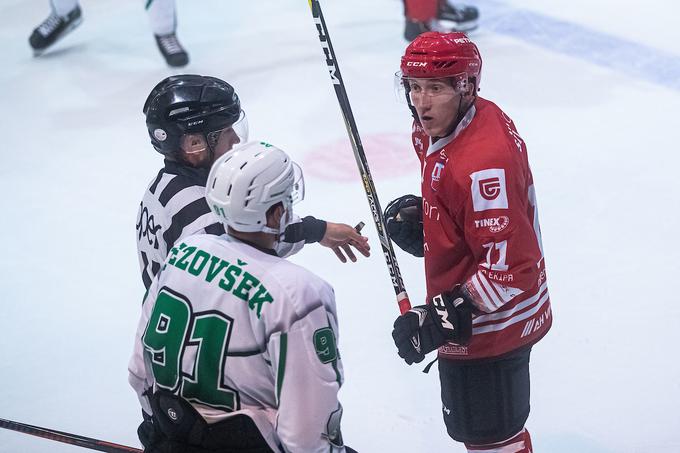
[406,61,427,67]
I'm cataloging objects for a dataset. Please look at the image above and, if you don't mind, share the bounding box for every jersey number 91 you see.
[142,288,240,411]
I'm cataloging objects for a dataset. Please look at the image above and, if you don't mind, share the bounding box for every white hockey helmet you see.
[206,141,304,233]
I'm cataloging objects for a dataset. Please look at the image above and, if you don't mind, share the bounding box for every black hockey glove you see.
[383,195,423,257]
[138,417,186,453]
[137,411,166,451]
[392,287,473,365]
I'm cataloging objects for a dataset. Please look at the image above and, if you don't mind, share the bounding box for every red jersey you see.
[412,97,552,360]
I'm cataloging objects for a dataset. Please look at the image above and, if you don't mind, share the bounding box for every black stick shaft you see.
[0,418,142,453]
[307,0,411,314]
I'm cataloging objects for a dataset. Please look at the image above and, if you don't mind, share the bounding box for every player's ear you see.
[461,78,475,97]
[265,202,284,229]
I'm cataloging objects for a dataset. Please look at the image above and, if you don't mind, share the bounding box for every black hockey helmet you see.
[143,74,243,156]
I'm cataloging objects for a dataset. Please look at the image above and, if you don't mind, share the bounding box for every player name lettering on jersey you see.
[501,111,525,153]
[484,270,514,283]
[167,242,274,318]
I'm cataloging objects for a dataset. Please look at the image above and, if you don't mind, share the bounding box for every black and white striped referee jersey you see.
[136,160,225,290]
[136,160,327,290]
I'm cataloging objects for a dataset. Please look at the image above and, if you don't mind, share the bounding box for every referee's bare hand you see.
[319,222,370,263]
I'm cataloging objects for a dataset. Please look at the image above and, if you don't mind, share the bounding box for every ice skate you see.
[155,32,189,67]
[29,6,83,56]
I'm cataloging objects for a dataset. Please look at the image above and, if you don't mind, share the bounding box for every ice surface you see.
[1,0,679,452]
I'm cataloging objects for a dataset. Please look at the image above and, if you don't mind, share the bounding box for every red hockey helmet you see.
[400,32,482,86]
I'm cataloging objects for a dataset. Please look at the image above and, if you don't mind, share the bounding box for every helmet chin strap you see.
[261,201,294,246]
[404,83,419,121]
[203,134,216,168]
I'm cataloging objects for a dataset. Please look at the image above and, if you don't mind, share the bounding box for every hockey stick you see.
[0,417,142,453]
[306,0,412,314]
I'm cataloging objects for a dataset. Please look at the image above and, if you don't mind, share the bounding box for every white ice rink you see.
[1,0,679,452]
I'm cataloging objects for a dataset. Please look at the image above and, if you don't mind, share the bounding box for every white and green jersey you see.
[128,233,346,453]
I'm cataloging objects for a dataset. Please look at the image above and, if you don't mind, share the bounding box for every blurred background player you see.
[387,32,551,452]
[29,0,189,67]
[129,141,357,453]
[403,0,479,41]
[137,74,370,290]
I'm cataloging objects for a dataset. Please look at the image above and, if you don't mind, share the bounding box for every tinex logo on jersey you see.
[474,216,510,233]
[470,169,508,212]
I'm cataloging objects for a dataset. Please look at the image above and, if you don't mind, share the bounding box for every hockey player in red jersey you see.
[387,32,551,452]
[403,0,479,41]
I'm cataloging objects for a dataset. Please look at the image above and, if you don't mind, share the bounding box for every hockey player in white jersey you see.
[129,141,357,453]
[29,0,189,66]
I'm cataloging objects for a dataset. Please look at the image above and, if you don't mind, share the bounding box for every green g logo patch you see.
[313,328,337,364]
